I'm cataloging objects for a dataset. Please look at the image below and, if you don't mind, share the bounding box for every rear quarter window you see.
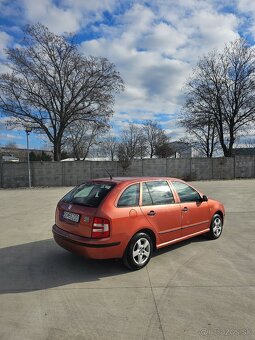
[117,183,140,207]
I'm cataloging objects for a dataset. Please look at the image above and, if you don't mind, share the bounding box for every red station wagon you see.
[52,177,225,270]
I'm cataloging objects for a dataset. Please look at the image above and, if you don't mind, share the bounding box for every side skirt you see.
[156,228,210,249]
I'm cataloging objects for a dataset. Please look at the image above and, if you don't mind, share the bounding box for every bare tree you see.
[154,136,174,158]
[137,133,148,159]
[117,123,143,171]
[119,123,142,160]
[183,39,255,157]
[4,141,18,149]
[117,143,132,173]
[179,112,219,157]
[0,24,124,160]
[143,120,167,158]
[99,133,119,161]
[64,121,108,160]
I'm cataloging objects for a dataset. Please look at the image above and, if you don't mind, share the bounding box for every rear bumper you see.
[52,224,122,259]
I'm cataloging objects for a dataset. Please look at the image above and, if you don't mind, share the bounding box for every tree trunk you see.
[227,127,235,157]
[110,151,114,161]
[225,142,234,157]
[216,122,230,157]
[53,140,62,161]
[221,134,235,157]
[222,143,229,157]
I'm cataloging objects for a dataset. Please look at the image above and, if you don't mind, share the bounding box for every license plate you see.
[63,211,80,223]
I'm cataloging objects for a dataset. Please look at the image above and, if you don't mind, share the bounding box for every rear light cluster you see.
[92,217,110,238]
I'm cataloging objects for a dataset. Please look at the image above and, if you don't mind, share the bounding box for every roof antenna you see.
[105,169,113,180]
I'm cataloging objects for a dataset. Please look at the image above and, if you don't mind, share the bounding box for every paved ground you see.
[0,180,255,340]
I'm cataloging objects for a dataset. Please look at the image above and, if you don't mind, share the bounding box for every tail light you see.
[92,217,110,238]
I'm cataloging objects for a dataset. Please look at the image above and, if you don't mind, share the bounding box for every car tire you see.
[123,232,153,270]
[208,213,223,240]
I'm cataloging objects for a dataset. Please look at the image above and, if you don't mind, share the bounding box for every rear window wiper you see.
[70,200,96,207]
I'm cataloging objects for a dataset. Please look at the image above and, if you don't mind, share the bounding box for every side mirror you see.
[201,195,208,202]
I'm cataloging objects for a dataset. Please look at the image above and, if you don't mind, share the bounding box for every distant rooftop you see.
[232,148,255,156]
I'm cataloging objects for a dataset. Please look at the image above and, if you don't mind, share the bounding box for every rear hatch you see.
[55,181,115,238]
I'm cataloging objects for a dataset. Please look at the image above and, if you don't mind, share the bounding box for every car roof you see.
[91,177,182,185]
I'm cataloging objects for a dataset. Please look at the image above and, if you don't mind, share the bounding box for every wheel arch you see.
[135,228,157,251]
[214,210,224,223]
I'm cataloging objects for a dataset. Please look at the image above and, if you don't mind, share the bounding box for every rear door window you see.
[117,184,140,207]
[61,182,115,207]
[142,181,174,206]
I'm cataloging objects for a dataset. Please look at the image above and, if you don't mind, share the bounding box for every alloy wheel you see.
[213,217,222,237]
[132,237,151,265]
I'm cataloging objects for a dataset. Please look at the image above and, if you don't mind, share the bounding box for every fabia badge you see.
[84,216,90,223]
[68,204,72,210]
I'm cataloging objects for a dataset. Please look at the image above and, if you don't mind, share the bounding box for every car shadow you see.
[0,239,128,294]
[0,234,210,294]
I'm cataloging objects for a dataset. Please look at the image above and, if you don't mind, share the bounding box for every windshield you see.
[61,182,115,207]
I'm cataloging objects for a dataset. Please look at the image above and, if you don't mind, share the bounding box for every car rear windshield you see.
[61,182,115,207]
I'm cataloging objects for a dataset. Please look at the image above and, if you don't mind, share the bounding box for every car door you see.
[171,181,210,237]
[139,180,182,245]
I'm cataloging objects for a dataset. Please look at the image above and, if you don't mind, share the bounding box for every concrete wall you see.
[0,156,255,188]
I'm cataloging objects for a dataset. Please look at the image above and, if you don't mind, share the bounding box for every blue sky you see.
[0,0,255,149]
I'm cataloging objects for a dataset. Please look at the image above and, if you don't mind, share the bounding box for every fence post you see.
[90,161,93,179]
[254,156,255,178]
[190,157,192,180]
[0,158,3,188]
[233,157,236,179]
[62,161,64,186]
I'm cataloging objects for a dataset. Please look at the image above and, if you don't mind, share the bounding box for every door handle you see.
[182,207,188,212]
[147,210,156,216]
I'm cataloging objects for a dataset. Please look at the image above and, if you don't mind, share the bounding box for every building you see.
[169,141,199,158]
[0,147,53,162]
[0,153,19,162]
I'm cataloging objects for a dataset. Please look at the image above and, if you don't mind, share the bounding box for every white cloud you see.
[0,31,12,59]
[22,0,82,33]
[0,0,247,142]
[164,118,186,140]
[156,2,239,61]
[0,63,10,73]
[63,0,116,11]
[238,0,255,12]
[0,133,23,141]
[21,0,118,34]
[0,117,27,131]
[81,1,240,133]
[238,0,255,38]
[139,22,187,55]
